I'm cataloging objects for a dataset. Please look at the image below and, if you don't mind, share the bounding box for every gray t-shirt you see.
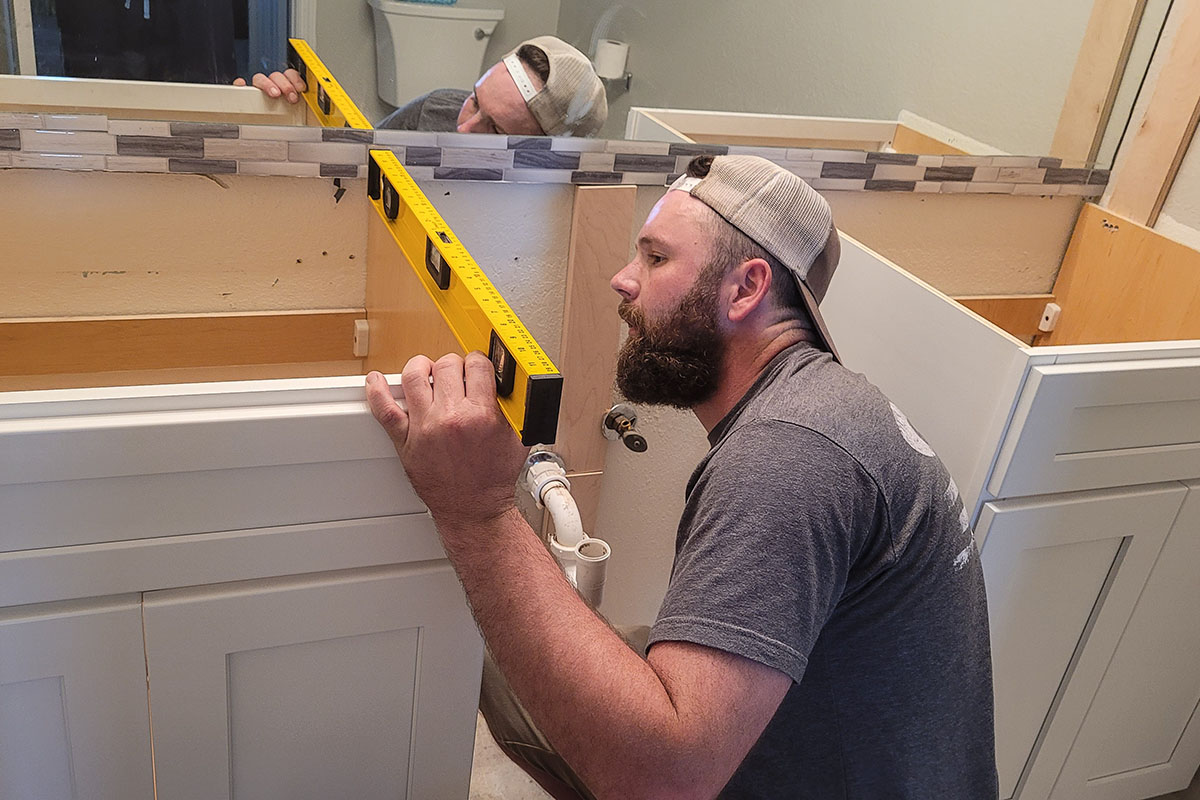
[649,343,998,798]
[377,88,470,132]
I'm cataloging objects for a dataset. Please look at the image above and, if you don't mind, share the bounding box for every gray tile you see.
[1043,167,1090,184]
[1088,169,1111,185]
[433,167,503,181]
[170,122,238,139]
[22,129,116,155]
[1039,157,1063,169]
[288,141,366,164]
[924,166,975,182]
[404,166,436,181]
[866,152,919,165]
[168,158,237,174]
[820,162,875,180]
[614,153,676,172]
[39,113,107,131]
[507,136,552,150]
[108,119,172,136]
[865,179,917,192]
[0,129,19,150]
[320,163,359,178]
[513,150,580,169]
[117,135,204,158]
[667,143,729,156]
[205,138,287,161]
[322,127,374,144]
[405,146,442,167]
[571,170,623,184]
[105,156,170,173]
[240,124,323,142]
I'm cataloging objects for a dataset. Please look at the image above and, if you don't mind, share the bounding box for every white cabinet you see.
[0,377,484,799]
[0,596,154,800]
[822,234,1200,800]
[1049,480,1200,800]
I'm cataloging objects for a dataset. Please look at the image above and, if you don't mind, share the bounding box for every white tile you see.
[726,145,788,159]
[621,171,668,185]
[784,161,822,178]
[0,112,43,129]
[997,167,1046,183]
[810,178,866,191]
[205,138,288,160]
[0,153,12,167]
[604,140,670,155]
[436,132,508,149]
[916,155,944,167]
[240,124,323,142]
[22,129,116,155]
[288,141,366,163]
[1058,184,1104,197]
[1012,183,1061,196]
[964,182,1015,194]
[674,154,695,173]
[372,129,436,147]
[808,149,868,163]
[237,160,320,177]
[108,119,172,136]
[913,181,942,193]
[577,152,615,171]
[549,137,608,152]
[990,156,1040,167]
[785,148,816,161]
[942,155,989,167]
[971,166,1000,182]
[872,164,925,181]
[939,181,969,193]
[502,168,574,184]
[11,152,105,170]
[38,113,108,131]
[105,156,169,172]
[441,148,513,169]
[405,166,436,181]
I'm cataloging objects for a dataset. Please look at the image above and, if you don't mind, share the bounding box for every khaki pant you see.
[478,625,652,800]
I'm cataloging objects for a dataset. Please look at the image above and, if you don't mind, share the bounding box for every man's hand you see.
[365,353,529,532]
[233,69,306,103]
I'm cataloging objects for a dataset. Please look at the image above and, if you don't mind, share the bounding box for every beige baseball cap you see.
[669,155,842,361]
[501,36,607,137]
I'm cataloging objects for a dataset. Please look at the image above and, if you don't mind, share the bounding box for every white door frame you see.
[10,0,36,75]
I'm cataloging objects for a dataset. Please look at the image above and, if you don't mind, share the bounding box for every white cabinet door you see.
[989,357,1200,499]
[977,484,1187,800]
[0,596,154,800]
[1048,479,1200,800]
[143,563,483,800]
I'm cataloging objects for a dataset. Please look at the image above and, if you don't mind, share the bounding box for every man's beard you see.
[616,269,726,409]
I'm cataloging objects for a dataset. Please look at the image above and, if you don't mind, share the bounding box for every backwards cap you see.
[502,36,607,137]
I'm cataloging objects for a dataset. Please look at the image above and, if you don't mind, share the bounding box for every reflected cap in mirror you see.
[669,156,842,362]
[503,35,607,137]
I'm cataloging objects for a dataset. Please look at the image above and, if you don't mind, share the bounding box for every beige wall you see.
[557,0,1094,152]
[314,0,560,127]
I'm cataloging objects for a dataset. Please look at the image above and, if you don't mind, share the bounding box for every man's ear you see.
[725,257,773,323]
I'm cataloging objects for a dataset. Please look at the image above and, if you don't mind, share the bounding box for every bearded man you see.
[366,155,999,799]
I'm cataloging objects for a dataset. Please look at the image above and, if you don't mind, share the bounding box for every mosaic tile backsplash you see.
[0,112,1108,197]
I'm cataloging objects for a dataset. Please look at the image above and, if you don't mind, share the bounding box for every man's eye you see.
[648,254,666,265]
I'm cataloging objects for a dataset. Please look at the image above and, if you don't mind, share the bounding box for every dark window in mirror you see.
[26,0,285,82]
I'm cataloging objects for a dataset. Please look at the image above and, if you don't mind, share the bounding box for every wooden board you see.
[554,185,637,474]
[956,294,1056,344]
[1050,0,1148,163]
[0,310,362,378]
[363,211,461,374]
[892,124,968,156]
[1043,202,1200,345]
[1103,0,1200,225]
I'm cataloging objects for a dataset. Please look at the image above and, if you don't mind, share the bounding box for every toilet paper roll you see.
[594,39,629,80]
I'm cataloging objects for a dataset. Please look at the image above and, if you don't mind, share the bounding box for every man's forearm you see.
[435,508,695,798]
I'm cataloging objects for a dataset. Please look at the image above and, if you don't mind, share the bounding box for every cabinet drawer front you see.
[989,357,1200,498]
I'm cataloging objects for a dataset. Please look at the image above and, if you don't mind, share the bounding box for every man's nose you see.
[457,113,483,133]
[610,261,638,300]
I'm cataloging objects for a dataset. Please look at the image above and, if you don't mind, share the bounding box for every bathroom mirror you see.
[0,0,1175,168]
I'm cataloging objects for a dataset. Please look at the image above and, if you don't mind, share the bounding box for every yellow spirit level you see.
[367,149,564,446]
[286,39,373,130]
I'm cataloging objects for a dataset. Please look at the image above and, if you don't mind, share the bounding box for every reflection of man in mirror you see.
[241,35,606,136]
[364,155,999,798]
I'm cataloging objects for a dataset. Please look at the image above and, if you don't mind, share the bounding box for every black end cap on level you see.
[520,373,563,446]
[367,156,381,200]
[286,42,305,82]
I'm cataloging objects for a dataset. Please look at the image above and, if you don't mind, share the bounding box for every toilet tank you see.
[367,0,505,109]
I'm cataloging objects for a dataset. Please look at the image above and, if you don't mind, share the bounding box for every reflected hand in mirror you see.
[233,69,306,105]
[237,36,606,137]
